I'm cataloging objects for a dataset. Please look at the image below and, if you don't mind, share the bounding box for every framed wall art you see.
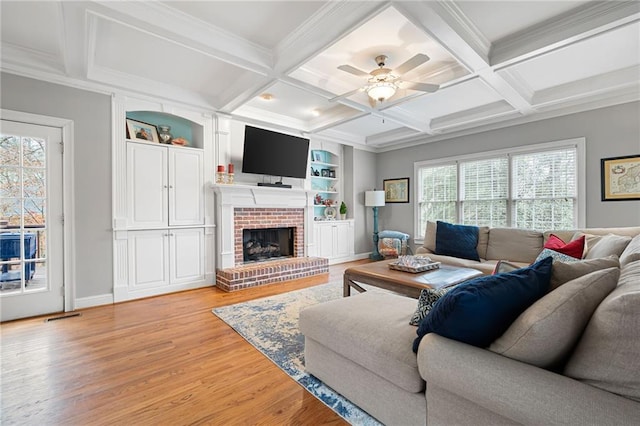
[126,119,160,143]
[383,177,410,203]
[601,154,640,201]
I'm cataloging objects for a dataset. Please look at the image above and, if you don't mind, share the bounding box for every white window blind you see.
[417,164,456,237]
[512,148,577,230]
[415,140,581,238]
[460,157,508,227]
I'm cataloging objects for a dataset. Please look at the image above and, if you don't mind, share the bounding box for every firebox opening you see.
[243,227,294,263]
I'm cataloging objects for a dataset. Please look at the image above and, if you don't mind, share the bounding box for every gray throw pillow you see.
[489,267,619,369]
[564,261,640,402]
[549,255,620,291]
[620,234,640,267]
[585,234,631,259]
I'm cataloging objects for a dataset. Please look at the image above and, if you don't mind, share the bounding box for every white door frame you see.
[1,109,76,312]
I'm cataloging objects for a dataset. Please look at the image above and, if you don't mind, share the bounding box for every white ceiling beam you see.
[491,1,640,67]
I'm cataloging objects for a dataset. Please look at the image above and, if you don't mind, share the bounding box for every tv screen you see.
[242,125,310,179]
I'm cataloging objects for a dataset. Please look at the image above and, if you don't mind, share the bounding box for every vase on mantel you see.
[340,214,346,220]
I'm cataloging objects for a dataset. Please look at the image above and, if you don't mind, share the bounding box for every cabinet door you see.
[128,230,170,288]
[169,228,205,284]
[169,149,204,226]
[316,223,335,259]
[127,143,168,228]
[334,222,352,258]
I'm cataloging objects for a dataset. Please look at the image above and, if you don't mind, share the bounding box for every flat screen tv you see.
[242,125,310,180]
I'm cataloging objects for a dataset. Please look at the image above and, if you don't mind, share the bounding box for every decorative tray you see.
[389,256,441,273]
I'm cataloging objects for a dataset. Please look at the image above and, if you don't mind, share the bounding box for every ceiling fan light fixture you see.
[367,82,396,102]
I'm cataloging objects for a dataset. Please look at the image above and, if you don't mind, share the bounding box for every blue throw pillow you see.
[435,221,480,261]
[412,256,553,352]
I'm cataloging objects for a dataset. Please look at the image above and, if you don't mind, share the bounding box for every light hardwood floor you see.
[1,260,370,425]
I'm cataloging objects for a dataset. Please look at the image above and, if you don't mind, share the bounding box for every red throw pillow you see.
[544,234,585,259]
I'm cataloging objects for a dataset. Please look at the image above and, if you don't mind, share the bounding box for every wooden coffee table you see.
[343,260,483,298]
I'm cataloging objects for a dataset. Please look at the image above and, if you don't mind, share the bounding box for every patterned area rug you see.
[212,281,382,426]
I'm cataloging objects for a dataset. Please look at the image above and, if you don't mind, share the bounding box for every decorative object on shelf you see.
[324,205,337,219]
[329,170,336,178]
[126,118,160,143]
[216,165,226,184]
[313,151,322,162]
[340,201,347,220]
[311,167,320,176]
[321,169,330,177]
[227,163,234,184]
[315,194,323,205]
[600,154,640,201]
[157,125,173,144]
[171,137,188,146]
[383,177,410,203]
[365,190,386,260]
[389,256,440,273]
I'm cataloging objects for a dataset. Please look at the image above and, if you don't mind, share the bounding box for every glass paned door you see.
[1,120,63,321]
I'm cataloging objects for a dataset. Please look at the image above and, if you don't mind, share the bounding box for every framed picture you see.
[383,177,410,203]
[601,154,640,201]
[313,151,322,162]
[329,170,336,178]
[321,168,330,177]
[126,119,160,143]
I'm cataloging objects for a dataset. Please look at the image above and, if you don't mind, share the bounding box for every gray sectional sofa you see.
[300,226,640,425]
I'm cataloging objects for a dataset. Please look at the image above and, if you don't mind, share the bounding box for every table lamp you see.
[365,190,386,260]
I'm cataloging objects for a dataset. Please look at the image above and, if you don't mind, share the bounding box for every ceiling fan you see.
[331,54,439,107]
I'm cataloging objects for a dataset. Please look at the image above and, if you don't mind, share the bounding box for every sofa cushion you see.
[477,226,490,260]
[299,291,424,393]
[423,220,437,252]
[544,234,585,259]
[620,234,640,267]
[410,285,459,326]
[585,234,632,259]
[549,255,620,291]
[413,256,553,352]
[435,221,480,261]
[564,260,640,402]
[488,267,619,369]
[486,228,543,263]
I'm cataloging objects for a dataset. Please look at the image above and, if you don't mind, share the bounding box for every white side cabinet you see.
[315,220,354,265]
[127,142,204,228]
[127,228,204,296]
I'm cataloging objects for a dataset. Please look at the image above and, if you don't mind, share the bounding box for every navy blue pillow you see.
[435,221,480,261]
[412,256,553,352]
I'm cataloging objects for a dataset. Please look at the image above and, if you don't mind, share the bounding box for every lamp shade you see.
[365,190,385,207]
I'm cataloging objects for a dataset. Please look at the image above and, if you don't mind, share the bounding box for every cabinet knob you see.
[163,185,168,188]
[169,185,174,189]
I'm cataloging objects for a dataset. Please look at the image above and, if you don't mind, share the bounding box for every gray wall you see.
[1,72,113,298]
[352,148,378,254]
[377,101,640,242]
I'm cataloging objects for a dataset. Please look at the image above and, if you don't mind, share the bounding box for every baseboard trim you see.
[74,294,114,309]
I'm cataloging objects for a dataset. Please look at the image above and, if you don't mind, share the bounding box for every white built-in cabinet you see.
[126,142,204,228]
[112,95,215,302]
[314,219,354,264]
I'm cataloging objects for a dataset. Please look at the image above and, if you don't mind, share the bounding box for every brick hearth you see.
[216,257,329,291]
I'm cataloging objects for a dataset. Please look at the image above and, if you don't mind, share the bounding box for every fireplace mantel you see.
[213,184,317,269]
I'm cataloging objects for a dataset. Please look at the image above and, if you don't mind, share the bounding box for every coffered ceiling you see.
[1,1,638,151]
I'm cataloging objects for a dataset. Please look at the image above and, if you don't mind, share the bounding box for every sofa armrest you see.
[418,334,640,425]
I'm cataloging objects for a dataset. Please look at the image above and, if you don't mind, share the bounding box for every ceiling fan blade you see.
[402,81,439,93]
[337,64,370,77]
[394,53,430,75]
[329,87,363,102]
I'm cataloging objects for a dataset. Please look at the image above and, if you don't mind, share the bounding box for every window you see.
[415,139,584,240]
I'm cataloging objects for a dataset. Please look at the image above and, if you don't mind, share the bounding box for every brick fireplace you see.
[234,207,304,264]
[213,185,327,291]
